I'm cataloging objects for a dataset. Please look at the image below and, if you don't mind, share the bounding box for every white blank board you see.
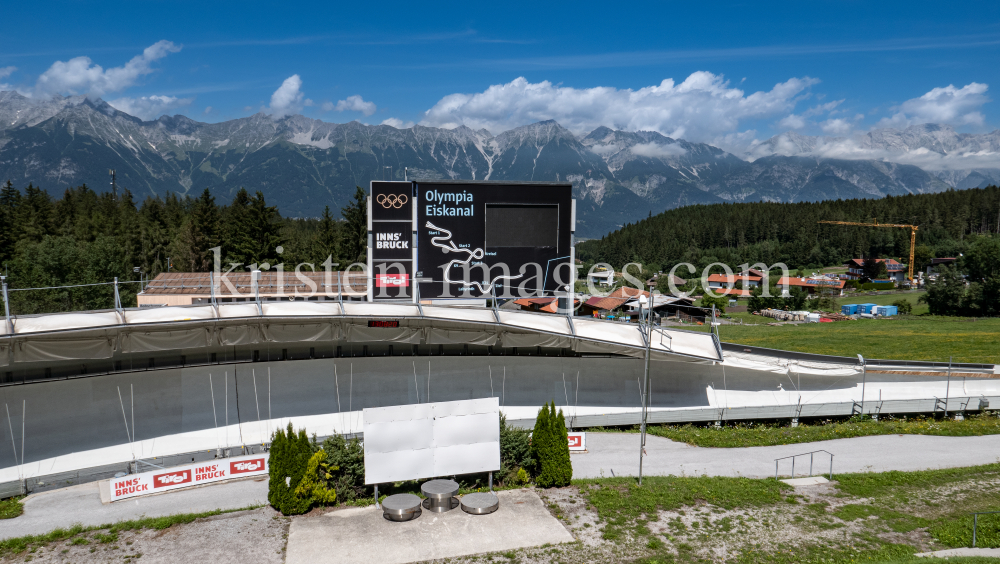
[363,397,500,484]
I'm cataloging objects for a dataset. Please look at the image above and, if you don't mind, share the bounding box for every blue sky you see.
[3,0,999,148]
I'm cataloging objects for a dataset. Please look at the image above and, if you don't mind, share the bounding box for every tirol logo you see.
[230,459,265,474]
[568,435,582,448]
[376,193,408,209]
[376,273,409,287]
[154,470,192,488]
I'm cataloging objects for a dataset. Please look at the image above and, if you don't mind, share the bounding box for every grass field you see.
[638,413,1000,448]
[678,316,1000,363]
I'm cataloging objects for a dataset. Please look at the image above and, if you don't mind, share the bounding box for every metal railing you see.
[774,450,834,480]
[971,510,1000,547]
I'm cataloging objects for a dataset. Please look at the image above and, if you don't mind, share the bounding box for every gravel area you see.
[0,506,288,564]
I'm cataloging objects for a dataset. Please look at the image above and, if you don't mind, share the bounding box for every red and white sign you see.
[109,453,269,502]
[376,273,409,287]
[568,432,587,451]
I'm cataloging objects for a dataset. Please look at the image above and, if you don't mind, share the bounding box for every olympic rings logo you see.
[376,194,408,208]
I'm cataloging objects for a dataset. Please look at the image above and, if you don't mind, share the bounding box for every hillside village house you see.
[843,258,907,285]
[776,275,846,295]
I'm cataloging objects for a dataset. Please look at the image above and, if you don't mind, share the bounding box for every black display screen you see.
[485,204,558,248]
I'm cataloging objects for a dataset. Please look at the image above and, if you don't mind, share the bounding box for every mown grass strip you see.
[0,504,263,557]
[616,413,1000,448]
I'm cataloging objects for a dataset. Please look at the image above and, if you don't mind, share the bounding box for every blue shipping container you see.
[875,305,898,316]
[841,304,859,315]
[859,303,878,314]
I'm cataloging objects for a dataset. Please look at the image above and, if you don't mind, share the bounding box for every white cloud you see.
[381,117,415,129]
[321,101,335,112]
[420,73,819,141]
[631,142,687,158]
[268,74,305,117]
[33,40,180,98]
[820,118,854,135]
[203,106,213,115]
[0,66,14,90]
[777,114,806,130]
[335,95,376,116]
[877,82,989,128]
[107,94,193,120]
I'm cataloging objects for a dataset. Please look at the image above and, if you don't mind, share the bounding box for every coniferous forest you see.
[576,186,1000,273]
[0,181,368,314]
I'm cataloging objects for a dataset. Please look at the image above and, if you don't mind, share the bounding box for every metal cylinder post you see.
[810,453,813,477]
[974,514,978,547]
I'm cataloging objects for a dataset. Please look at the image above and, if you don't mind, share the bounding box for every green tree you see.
[0,180,21,264]
[268,422,315,515]
[499,412,535,484]
[340,186,368,264]
[700,294,728,314]
[532,401,571,488]
[962,236,1000,282]
[310,205,340,264]
[189,189,221,271]
[919,266,967,316]
[294,450,338,506]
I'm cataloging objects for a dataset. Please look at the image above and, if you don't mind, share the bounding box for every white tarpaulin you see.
[124,328,213,353]
[347,324,422,344]
[425,327,497,346]
[218,325,260,345]
[363,397,500,484]
[501,331,572,348]
[263,322,339,342]
[15,337,115,362]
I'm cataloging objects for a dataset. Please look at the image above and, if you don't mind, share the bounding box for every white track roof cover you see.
[3,302,722,362]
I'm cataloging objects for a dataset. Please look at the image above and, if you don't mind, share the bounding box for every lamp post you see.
[638,294,653,485]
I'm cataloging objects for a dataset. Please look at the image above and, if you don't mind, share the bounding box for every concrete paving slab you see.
[0,476,269,540]
[915,547,1000,557]
[573,432,1000,479]
[781,476,829,486]
[285,489,573,564]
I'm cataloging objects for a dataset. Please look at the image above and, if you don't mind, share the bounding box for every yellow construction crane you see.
[818,219,919,283]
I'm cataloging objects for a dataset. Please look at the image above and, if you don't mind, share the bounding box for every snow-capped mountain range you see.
[0,91,995,237]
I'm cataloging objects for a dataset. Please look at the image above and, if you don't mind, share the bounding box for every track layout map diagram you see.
[425,221,522,295]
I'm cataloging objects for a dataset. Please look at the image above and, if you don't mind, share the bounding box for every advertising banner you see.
[109,453,269,502]
[567,432,587,451]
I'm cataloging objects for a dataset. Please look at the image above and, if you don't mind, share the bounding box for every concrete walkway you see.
[915,547,1000,557]
[572,432,1000,479]
[0,477,268,540]
[286,489,573,564]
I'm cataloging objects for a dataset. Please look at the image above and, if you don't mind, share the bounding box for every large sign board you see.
[363,398,500,485]
[416,181,574,300]
[109,453,269,501]
[369,181,415,300]
[368,181,574,301]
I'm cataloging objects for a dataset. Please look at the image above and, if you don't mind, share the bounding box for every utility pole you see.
[638,294,652,486]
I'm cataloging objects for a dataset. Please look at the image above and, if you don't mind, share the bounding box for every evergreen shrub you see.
[268,422,316,515]
[532,401,572,488]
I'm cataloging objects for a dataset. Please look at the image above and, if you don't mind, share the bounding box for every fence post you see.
[974,513,978,547]
[829,455,833,481]
[810,452,813,477]
[775,460,778,480]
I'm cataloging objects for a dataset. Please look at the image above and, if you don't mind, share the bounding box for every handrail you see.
[775,449,834,481]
